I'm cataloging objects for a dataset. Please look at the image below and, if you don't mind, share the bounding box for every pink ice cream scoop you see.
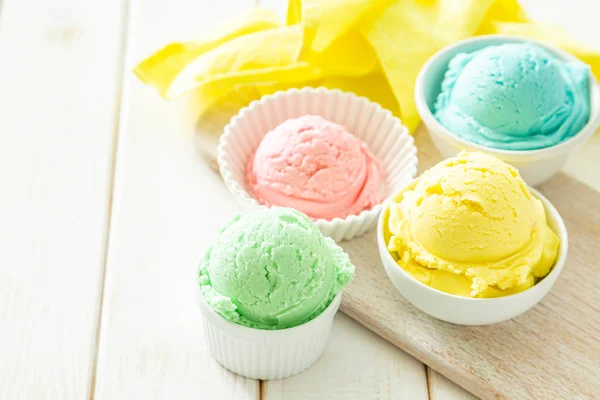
[246,115,384,221]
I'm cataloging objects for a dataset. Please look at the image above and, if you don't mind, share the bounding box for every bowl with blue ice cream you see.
[415,35,600,186]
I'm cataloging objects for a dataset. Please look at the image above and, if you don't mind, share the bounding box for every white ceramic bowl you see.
[377,183,568,325]
[415,35,600,187]
[197,284,341,380]
[218,87,418,242]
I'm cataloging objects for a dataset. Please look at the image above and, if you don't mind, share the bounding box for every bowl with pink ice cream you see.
[218,87,418,242]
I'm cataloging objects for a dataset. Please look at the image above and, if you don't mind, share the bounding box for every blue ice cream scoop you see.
[434,43,590,151]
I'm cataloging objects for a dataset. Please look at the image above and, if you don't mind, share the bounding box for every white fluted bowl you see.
[198,285,341,380]
[218,87,418,242]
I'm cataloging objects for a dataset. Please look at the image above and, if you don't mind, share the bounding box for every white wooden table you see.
[1,0,598,398]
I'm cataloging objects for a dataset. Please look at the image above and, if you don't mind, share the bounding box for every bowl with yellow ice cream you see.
[377,151,567,325]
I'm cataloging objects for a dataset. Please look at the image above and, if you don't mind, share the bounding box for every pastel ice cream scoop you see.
[247,115,383,220]
[434,43,590,150]
[386,152,559,298]
[198,207,354,329]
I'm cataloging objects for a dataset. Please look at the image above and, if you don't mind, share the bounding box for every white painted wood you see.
[565,135,600,192]
[427,371,478,400]
[264,314,429,400]
[1,0,597,399]
[92,0,258,399]
[0,0,125,398]
[521,0,600,191]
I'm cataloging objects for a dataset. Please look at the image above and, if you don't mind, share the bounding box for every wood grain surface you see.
[2,0,597,398]
[0,0,126,397]
[339,127,600,400]
[263,313,429,400]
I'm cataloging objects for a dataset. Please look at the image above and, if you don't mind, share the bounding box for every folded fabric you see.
[135,0,600,133]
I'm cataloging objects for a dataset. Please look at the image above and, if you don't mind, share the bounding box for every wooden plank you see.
[339,127,600,400]
[0,0,126,398]
[264,314,429,400]
[427,371,478,400]
[92,0,259,399]
[564,133,600,191]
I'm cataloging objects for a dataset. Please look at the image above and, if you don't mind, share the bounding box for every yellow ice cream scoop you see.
[386,151,559,298]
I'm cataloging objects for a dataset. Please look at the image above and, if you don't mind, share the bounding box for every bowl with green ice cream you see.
[415,35,600,186]
[197,207,354,379]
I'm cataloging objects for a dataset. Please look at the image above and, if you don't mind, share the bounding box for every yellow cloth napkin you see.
[135,0,600,132]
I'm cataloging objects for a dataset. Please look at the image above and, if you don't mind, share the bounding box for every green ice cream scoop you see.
[198,208,354,330]
[434,43,590,150]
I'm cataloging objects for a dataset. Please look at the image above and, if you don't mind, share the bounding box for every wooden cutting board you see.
[339,127,600,400]
[197,119,600,400]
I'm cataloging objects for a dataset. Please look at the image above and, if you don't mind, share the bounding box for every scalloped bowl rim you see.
[217,87,418,228]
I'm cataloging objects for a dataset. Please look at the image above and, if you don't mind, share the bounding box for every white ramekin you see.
[377,182,568,326]
[218,87,418,242]
[415,35,600,187]
[197,285,341,380]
